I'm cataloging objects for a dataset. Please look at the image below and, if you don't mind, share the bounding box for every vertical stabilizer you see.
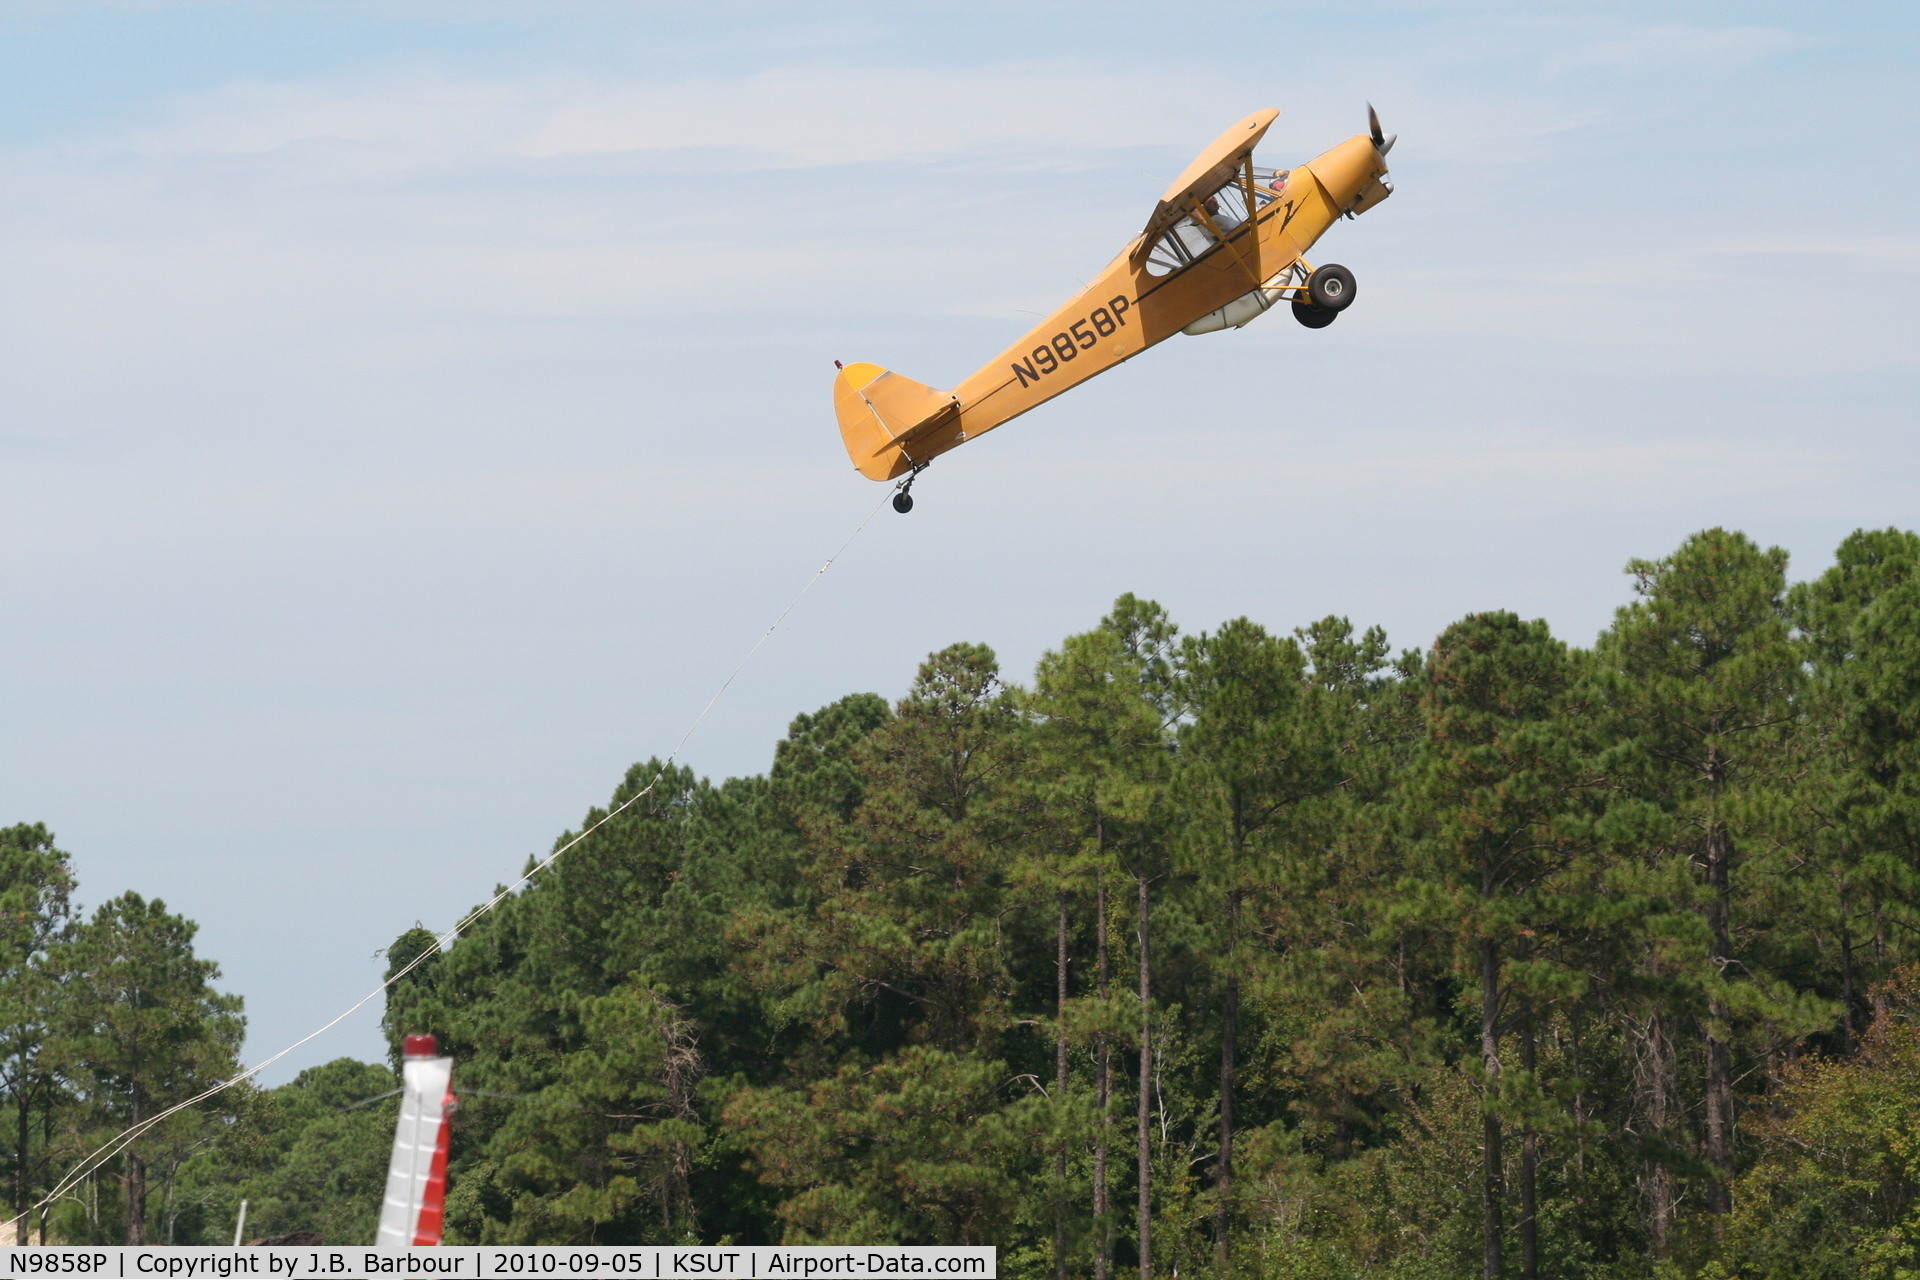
[375,1035,455,1246]
[832,362,959,481]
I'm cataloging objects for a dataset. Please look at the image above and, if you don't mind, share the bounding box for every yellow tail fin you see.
[833,363,959,481]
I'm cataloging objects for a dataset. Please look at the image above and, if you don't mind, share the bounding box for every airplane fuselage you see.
[833,113,1394,483]
[894,134,1389,480]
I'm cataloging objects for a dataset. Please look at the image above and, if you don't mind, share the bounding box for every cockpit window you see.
[1144,213,1217,277]
[1142,174,1281,278]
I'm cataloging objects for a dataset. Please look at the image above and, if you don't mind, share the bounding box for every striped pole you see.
[375,1034,456,1246]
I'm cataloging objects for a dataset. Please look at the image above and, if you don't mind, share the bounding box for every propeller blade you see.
[1367,102,1396,156]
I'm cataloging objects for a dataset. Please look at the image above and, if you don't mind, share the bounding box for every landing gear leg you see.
[892,462,930,514]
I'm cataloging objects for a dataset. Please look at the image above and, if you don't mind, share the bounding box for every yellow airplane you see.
[833,106,1396,512]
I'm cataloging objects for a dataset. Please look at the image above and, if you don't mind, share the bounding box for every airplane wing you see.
[1136,108,1280,252]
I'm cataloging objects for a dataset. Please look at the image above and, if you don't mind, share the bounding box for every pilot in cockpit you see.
[1202,192,1242,236]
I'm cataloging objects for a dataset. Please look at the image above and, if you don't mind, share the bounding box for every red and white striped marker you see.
[376,1034,456,1246]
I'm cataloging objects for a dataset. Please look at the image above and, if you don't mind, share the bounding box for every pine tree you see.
[52,893,243,1243]
[1595,529,1820,1232]
[1174,617,1345,1262]
[1401,612,1581,1278]
[1788,529,1920,1041]
[1025,602,1180,1279]
[0,824,74,1241]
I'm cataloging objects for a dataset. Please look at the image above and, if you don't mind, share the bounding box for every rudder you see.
[833,363,959,481]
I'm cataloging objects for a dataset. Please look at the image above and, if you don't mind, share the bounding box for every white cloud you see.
[1540,23,1803,77]
[516,65,1213,166]
[74,63,1221,178]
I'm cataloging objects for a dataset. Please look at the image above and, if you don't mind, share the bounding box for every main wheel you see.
[1292,298,1338,329]
[892,491,914,514]
[1309,264,1356,311]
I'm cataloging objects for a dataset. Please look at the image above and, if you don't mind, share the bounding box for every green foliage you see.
[175,1058,399,1245]
[50,892,246,1244]
[725,1046,1042,1244]
[1726,968,1920,1279]
[53,894,245,1128]
[17,524,1920,1275]
[0,823,75,1229]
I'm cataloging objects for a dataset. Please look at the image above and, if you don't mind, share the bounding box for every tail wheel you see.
[1309,264,1357,311]
[1292,299,1338,329]
[892,491,915,514]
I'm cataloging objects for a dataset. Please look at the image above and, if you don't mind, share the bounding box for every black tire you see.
[892,491,914,514]
[1309,264,1356,311]
[1292,299,1338,329]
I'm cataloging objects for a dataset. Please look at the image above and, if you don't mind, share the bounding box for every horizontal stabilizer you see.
[833,363,960,481]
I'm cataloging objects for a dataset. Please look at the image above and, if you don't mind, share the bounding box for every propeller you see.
[1368,103,1396,156]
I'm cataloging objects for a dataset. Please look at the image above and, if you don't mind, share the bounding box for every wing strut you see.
[1188,166,1266,293]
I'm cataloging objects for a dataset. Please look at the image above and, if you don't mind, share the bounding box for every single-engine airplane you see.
[833,106,1396,512]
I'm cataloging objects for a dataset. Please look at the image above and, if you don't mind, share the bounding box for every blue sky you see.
[3,1,1916,1081]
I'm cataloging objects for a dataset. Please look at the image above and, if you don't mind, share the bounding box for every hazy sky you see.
[3,1,1916,1082]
